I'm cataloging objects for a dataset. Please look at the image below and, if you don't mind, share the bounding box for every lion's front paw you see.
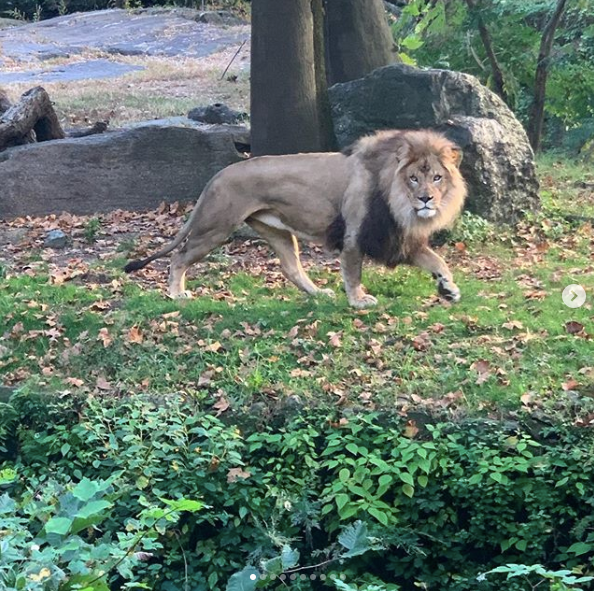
[437,280,460,303]
[349,294,378,309]
[168,290,195,300]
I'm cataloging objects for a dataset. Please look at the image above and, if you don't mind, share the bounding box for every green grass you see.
[0,157,592,417]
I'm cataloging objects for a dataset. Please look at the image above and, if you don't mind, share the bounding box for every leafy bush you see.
[447,210,495,244]
[1,390,594,590]
[0,469,202,591]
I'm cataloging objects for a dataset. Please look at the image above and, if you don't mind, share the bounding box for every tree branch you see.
[465,0,509,104]
[527,0,569,152]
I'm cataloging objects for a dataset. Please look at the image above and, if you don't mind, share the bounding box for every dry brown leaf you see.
[565,321,586,335]
[502,320,524,330]
[412,332,431,351]
[96,377,111,390]
[562,379,580,391]
[327,331,343,348]
[471,359,491,385]
[227,467,251,483]
[212,395,230,416]
[520,392,535,406]
[287,325,299,339]
[127,326,143,344]
[97,328,112,348]
[205,341,223,353]
[403,420,419,438]
[66,377,84,387]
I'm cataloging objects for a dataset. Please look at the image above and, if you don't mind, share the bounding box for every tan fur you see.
[124,129,467,308]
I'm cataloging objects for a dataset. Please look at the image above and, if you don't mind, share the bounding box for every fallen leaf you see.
[412,332,431,351]
[205,341,223,353]
[127,326,143,344]
[96,377,111,390]
[565,321,585,335]
[98,328,111,347]
[327,331,343,348]
[66,377,84,387]
[213,395,229,416]
[562,379,580,391]
[471,359,491,385]
[502,320,524,330]
[227,467,251,483]
[403,420,419,438]
[521,392,535,406]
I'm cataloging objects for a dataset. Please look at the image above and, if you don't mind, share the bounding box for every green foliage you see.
[483,564,594,590]
[0,471,202,591]
[393,0,594,140]
[2,392,594,590]
[447,211,495,244]
[84,217,102,244]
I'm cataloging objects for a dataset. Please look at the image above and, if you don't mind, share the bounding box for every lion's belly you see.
[249,212,322,243]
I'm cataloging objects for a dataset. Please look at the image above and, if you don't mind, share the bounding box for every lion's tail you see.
[123,208,196,273]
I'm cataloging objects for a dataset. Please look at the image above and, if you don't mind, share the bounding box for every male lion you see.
[124,129,467,309]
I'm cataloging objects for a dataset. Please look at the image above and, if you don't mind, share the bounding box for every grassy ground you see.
[0,158,592,422]
[3,48,250,127]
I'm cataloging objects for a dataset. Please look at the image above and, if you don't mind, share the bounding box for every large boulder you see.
[0,119,249,219]
[329,64,540,223]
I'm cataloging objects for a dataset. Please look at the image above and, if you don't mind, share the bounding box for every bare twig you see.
[220,40,247,80]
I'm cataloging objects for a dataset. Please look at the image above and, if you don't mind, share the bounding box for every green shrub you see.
[0,469,202,591]
[1,391,593,590]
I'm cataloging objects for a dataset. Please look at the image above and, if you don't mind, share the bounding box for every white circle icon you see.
[562,284,586,308]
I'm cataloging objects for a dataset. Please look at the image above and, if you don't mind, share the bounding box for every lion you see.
[124,129,467,309]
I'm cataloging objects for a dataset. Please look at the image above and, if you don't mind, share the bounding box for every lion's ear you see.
[442,145,463,168]
[395,138,411,162]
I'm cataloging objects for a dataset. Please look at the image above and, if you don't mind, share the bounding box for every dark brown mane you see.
[357,182,407,268]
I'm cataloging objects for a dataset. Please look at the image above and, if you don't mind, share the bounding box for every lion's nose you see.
[419,195,433,204]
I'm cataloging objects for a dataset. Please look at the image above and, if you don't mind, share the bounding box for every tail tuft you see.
[124,259,148,273]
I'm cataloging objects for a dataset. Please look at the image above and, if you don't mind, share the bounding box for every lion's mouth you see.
[416,207,437,219]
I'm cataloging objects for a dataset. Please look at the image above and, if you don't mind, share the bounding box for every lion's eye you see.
[434,174,442,182]
[410,175,418,183]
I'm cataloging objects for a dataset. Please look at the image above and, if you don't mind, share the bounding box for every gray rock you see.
[0,59,144,85]
[198,10,247,26]
[0,119,249,219]
[0,9,250,65]
[43,229,68,249]
[329,64,540,223]
[0,17,23,29]
[188,103,246,125]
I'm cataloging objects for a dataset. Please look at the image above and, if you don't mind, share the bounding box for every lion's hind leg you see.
[247,219,335,299]
[168,227,235,299]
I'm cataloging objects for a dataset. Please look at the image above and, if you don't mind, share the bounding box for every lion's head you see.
[350,129,467,235]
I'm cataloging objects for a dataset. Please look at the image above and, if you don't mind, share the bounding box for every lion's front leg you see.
[340,247,378,309]
[411,246,460,303]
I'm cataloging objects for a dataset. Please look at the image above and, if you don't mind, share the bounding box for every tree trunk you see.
[528,0,569,152]
[324,0,396,86]
[465,0,508,105]
[251,0,322,156]
[312,0,337,151]
[0,86,64,151]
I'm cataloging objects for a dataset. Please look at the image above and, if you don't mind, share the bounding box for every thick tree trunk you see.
[312,0,336,151]
[465,0,508,105]
[0,86,64,150]
[324,0,396,86]
[251,0,322,156]
[528,0,569,152]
